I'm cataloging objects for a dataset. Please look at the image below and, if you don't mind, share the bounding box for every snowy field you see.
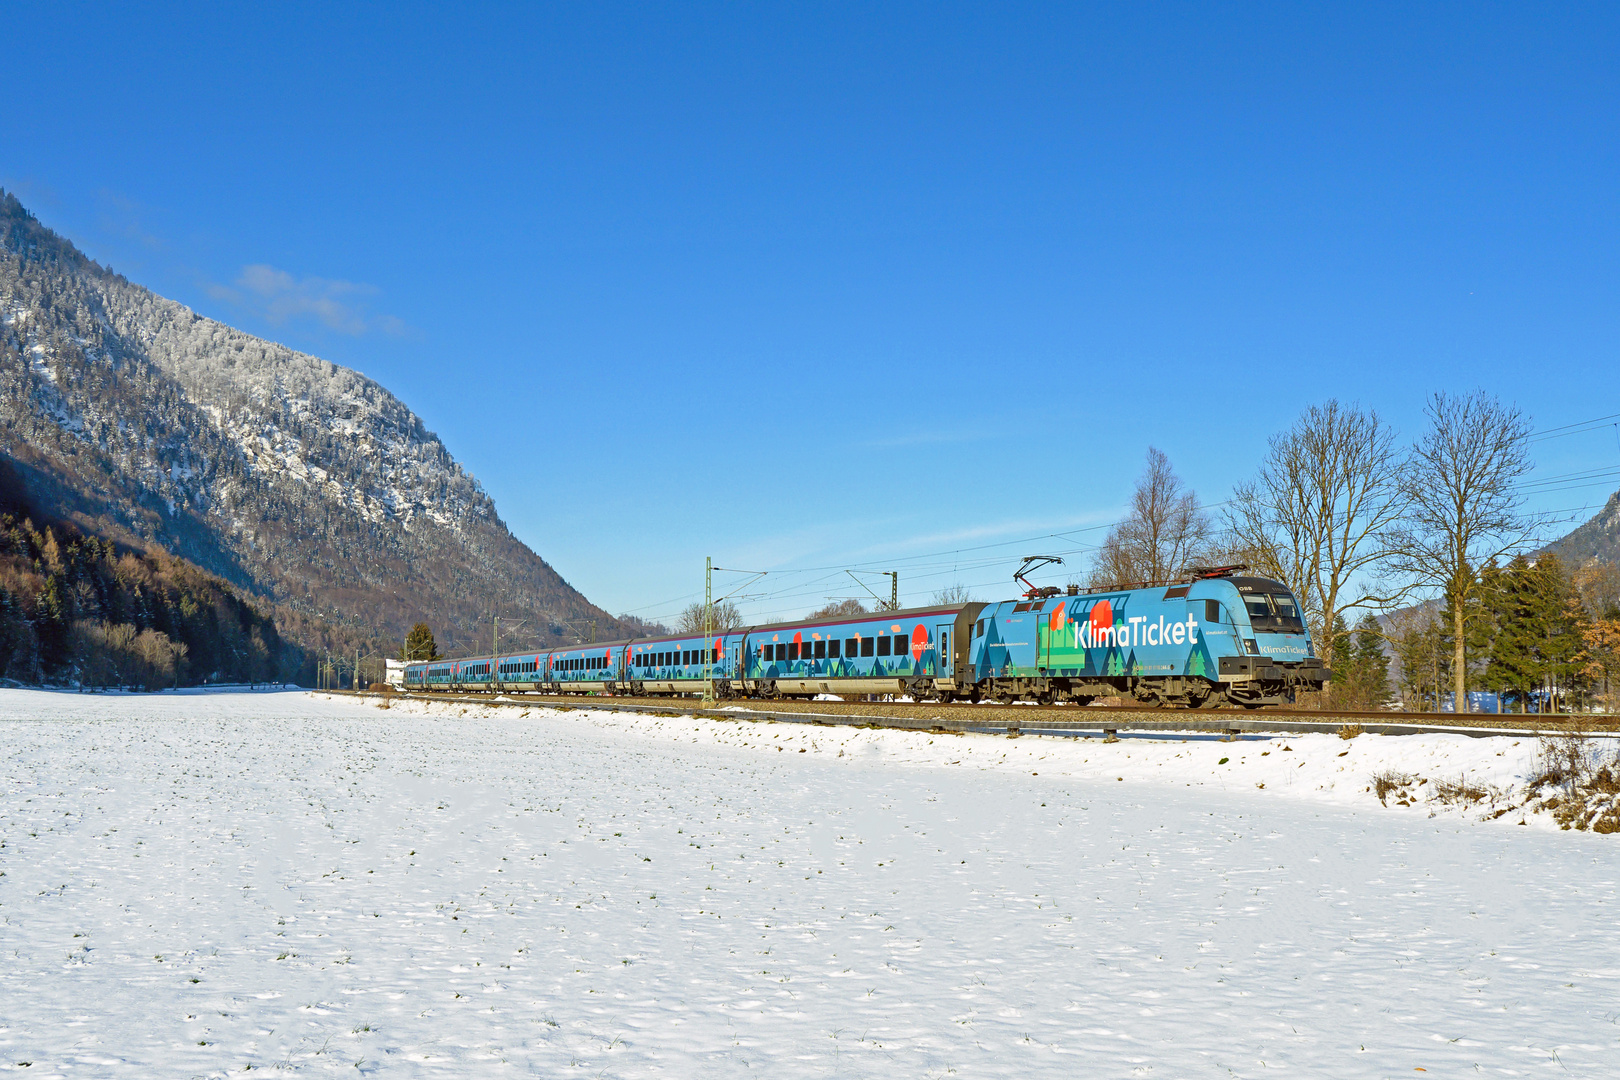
[2,689,1617,1078]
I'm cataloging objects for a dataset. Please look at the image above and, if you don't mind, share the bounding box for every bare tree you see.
[1386,392,1543,712]
[931,583,975,605]
[1224,400,1408,671]
[1089,447,1211,589]
[807,598,868,619]
[675,598,745,634]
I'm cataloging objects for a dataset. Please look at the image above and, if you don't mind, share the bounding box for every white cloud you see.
[209,263,412,337]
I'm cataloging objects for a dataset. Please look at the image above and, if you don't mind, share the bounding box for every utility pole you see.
[702,556,714,710]
[887,571,898,611]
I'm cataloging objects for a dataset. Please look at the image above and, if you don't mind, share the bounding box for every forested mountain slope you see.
[0,191,626,673]
[1545,490,1620,571]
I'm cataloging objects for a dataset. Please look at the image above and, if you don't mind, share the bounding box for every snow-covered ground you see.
[2,688,1616,1078]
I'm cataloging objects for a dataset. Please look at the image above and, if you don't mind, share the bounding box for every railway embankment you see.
[335,687,1620,740]
[331,689,1620,832]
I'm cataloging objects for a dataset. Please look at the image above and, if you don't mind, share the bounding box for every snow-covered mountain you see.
[0,190,623,653]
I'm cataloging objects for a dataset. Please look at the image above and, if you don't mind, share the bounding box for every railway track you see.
[341,689,1620,740]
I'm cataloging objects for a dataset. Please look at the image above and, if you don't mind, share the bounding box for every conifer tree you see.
[1482,554,1584,712]
[1350,613,1390,707]
[401,622,440,661]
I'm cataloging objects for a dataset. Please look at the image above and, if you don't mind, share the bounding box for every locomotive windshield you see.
[1233,579,1307,634]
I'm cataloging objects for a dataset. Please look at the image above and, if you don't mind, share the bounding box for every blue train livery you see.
[400,567,1328,708]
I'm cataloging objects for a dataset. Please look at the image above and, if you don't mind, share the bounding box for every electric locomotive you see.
[402,564,1328,708]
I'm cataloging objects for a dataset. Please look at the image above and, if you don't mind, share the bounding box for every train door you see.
[935,623,952,678]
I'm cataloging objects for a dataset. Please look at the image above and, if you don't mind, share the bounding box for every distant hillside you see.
[0,191,629,668]
[1544,490,1620,570]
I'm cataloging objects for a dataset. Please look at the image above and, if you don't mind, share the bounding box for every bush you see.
[1372,769,1416,805]
[1529,725,1620,831]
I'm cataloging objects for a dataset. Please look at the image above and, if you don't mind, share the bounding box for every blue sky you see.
[5,3,1618,625]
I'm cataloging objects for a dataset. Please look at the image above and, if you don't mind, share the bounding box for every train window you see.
[976,619,984,638]
[861,637,874,656]
[814,640,826,659]
[710,648,717,663]
[876,636,891,656]
[1272,594,1302,622]
[788,642,799,661]
[1205,600,1221,623]
[827,639,840,658]
[846,638,858,657]
[940,631,948,658]
[1244,595,1272,621]
[684,650,693,665]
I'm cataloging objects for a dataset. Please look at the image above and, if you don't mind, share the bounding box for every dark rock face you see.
[0,190,625,656]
